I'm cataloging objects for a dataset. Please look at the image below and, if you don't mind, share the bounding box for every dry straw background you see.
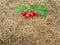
[0,0,60,45]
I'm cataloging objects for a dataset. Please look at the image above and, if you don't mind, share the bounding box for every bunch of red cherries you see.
[21,11,38,18]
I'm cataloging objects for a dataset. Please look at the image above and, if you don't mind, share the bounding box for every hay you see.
[0,0,60,45]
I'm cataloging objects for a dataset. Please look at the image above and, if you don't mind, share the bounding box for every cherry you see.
[29,12,34,17]
[33,11,38,16]
[22,11,27,16]
[25,13,31,18]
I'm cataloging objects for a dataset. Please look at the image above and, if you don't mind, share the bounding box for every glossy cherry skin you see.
[25,13,31,18]
[29,12,34,17]
[33,11,38,16]
[22,11,27,16]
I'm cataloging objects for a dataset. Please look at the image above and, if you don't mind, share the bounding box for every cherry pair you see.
[21,11,38,18]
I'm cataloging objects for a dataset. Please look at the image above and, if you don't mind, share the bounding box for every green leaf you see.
[15,5,27,12]
[30,5,37,11]
[38,10,48,16]
[37,4,48,16]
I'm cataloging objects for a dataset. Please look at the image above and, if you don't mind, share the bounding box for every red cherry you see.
[33,11,38,16]
[25,14,31,18]
[29,12,34,17]
[22,11,27,16]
